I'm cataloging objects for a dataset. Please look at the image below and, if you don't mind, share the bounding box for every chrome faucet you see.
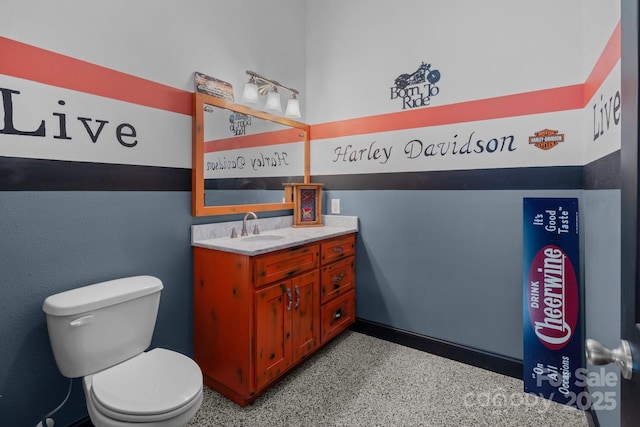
[241,212,259,236]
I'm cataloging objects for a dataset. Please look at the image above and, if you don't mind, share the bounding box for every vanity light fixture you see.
[241,70,301,118]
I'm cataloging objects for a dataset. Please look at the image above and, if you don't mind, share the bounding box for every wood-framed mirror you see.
[192,91,310,216]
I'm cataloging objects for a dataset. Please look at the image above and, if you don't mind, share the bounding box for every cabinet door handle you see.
[294,285,301,309]
[334,308,344,319]
[333,246,344,253]
[286,288,292,311]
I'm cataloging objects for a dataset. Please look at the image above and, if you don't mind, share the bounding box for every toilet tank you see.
[42,275,163,378]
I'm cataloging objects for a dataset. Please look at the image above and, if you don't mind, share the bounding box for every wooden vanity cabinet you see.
[193,233,356,406]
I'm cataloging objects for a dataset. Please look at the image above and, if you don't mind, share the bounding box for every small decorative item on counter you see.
[284,183,324,227]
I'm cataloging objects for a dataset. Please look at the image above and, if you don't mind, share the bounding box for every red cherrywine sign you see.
[523,198,582,407]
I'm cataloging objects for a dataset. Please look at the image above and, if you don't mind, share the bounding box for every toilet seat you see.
[87,348,202,423]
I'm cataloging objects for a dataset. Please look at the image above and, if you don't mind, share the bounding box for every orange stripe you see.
[583,21,621,104]
[312,85,584,140]
[205,128,303,152]
[0,37,191,116]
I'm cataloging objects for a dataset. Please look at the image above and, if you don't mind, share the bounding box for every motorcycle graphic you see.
[394,62,441,90]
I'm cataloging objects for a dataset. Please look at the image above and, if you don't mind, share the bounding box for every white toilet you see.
[42,275,203,427]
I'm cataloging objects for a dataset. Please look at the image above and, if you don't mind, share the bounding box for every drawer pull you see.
[333,247,344,253]
[333,274,345,283]
[294,285,301,309]
[286,288,292,311]
[334,308,344,319]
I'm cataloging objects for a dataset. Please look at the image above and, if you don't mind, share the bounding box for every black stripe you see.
[2,155,620,192]
[315,165,585,191]
[584,150,621,189]
[0,156,190,191]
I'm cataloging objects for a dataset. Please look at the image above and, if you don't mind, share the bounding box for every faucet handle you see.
[253,224,260,235]
[226,225,238,238]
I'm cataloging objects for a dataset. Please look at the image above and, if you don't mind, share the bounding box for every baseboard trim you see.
[351,318,523,379]
[68,417,93,427]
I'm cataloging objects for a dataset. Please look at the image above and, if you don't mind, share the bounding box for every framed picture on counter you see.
[284,183,324,227]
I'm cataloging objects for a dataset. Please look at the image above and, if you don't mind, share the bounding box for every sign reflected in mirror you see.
[192,92,310,216]
[228,112,251,136]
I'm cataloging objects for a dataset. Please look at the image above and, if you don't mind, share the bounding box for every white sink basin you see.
[241,234,286,242]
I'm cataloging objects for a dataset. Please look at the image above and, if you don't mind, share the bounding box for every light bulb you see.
[285,97,301,118]
[242,81,259,103]
[264,87,282,112]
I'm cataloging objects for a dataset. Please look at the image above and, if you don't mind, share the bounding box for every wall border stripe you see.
[316,165,584,191]
[0,37,192,116]
[312,85,584,141]
[584,21,622,104]
[584,150,621,189]
[2,156,600,192]
[0,156,190,191]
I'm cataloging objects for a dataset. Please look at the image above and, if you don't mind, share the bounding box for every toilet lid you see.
[91,348,202,416]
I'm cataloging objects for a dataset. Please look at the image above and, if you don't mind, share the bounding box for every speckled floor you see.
[187,331,587,427]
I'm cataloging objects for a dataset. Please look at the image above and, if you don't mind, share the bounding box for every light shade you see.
[242,81,259,103]
[285,97,301,118]
[264,87,282,112]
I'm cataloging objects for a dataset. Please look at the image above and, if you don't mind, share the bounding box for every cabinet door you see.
[255,281,292,390]
[291,270,320,363]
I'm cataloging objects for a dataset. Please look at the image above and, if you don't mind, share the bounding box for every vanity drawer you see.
[321,234,355,265]
[320,256,355,304]
[321,290,355,344]
[253,244,319,287]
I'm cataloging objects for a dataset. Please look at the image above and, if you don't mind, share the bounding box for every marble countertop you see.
[191,215,358,255]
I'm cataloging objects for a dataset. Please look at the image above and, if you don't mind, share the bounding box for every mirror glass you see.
[193,92,309,216]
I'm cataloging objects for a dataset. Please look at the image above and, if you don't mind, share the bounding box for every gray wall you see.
[327,189,585,360]
[0,191,198,425]
[0,187,621,426]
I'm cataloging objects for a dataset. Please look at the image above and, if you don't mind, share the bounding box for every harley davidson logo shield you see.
[528,129,565,150]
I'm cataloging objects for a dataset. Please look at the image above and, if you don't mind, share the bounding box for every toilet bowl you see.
[43,276,203,427]
[84,349,203,427]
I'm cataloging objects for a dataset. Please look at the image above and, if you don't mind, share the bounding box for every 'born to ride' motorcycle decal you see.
[390,62,442,110]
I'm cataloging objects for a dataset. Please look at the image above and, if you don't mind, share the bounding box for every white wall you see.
[306,0,584,124]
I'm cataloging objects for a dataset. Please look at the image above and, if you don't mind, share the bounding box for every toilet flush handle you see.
[70,314,94,326]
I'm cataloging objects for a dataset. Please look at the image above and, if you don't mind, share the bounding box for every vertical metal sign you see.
[523,198,583,406]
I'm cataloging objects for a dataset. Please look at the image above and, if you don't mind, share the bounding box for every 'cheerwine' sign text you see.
[527,245,579,350]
